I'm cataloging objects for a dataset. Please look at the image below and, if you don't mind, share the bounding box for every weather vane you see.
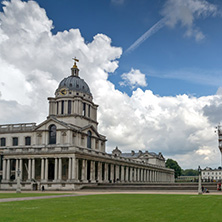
[72,57,79,68]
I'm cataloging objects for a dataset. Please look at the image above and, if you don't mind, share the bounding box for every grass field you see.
[1,194,222,222]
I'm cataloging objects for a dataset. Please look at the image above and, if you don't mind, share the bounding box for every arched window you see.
[49,124,56,144]
[87,131,92,149]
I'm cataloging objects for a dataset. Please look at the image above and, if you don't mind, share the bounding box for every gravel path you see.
[0,194,79,203]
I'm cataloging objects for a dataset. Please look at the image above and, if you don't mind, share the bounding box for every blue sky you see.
[33,0,222,97]
[1,0,222,169]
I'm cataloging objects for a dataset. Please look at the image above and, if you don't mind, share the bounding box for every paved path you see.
[0,194,79,203]
[0,190,221,203]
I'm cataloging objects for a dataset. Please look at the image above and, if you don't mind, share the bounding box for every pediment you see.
[35,117,70,131]
[80,124,100,137]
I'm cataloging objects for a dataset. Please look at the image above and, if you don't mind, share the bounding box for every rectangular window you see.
[12,137,18,146]
[25,136,31,146]
[88,105,90,117]
[61,100,64,114]
[68,100,72,114]
[57,102,59,115]
[0,138,6,146]
[83,102,86,116]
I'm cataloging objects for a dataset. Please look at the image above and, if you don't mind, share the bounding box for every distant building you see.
[0,60,174,191]
[201,167,222,182]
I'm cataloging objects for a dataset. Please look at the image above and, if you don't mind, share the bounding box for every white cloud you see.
[0,0,221,169]
[161,0,218,41]
[126,0,218,53]
[120,68,147,88]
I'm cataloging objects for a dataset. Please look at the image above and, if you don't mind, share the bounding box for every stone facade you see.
[0,61,174,191]
[201,167,222,182]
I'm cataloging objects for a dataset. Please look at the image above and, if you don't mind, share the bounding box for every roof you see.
[56,75,91,95]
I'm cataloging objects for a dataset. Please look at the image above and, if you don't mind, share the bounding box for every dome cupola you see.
[56,58,92,97]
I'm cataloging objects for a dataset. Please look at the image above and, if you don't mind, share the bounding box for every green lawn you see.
[0,193,68,199]
[1,194,222,222]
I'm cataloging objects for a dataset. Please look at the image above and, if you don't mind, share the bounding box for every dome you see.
[57,75,92,95]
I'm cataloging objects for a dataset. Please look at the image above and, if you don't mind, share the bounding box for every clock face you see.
[59,88,67,95]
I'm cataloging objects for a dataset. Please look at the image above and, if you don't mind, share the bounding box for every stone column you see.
[134,168,137,182]
[90,160,96,183]
[84,160,88,183]
[28,159,32,180]
[72,157,77,181]
[140,169,143,182]
[2,158,6,181]
[104,163,108,183]
[68,157,72,180]
[144,169,147,182]
[15,159,19,180]
[54,158,58,181]
[6,159,10,181]
[125,167,129,182]
[97,162,102,182]
[121,166,125,182]
[115,165,119,181]
[110,164,114,183]
[58,158,62,181]
[32,159,35,180]
[45,158,48,181]
[41,158,45,181]
[19,159,23,181]
[81,159,87,182]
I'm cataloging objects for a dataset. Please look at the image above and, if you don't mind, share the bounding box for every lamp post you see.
[198,166,202,195]
[16,168,21,193]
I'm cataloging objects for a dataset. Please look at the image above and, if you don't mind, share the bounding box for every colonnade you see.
[77,159,174,183]
[1,157,174,183]
[2,156,77,182]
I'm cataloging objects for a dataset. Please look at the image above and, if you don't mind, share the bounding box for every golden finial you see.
[72,57,79,68]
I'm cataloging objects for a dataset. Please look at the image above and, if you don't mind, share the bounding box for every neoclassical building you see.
[0,60,174,190]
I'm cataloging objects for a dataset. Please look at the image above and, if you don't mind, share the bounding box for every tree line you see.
[165,159,198,178]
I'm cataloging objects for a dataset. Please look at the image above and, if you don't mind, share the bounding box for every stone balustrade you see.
[0,123,36,132]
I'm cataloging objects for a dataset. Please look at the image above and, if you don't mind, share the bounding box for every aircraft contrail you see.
[125,17,167,54]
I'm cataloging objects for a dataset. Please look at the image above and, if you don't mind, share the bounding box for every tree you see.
[181,169,198,176]
[166,158,182,178]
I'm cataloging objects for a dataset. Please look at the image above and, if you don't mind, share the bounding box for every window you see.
[56,102,59,115]
[25,136,31,146]
[49,125,56,144]
[87,131,92,149]
[0,138,6,146]
[88,105,90,117]
[83,103,86,116]
[12,137,18,146]
[68,100,72,114]
[61,100,64,114]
